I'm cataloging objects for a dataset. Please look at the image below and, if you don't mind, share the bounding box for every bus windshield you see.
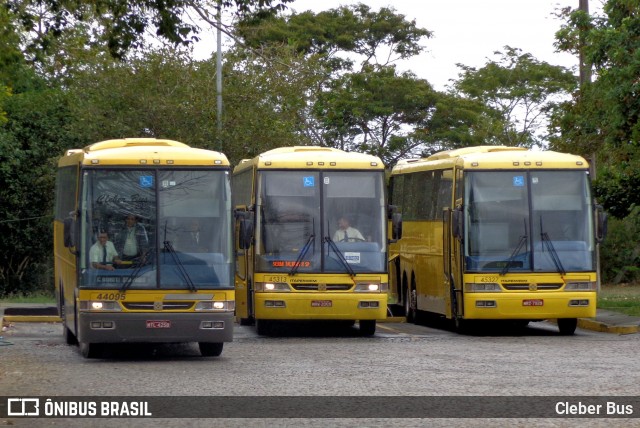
[79,169,233,289]
[255,170,386,274]
[464,170,596,273]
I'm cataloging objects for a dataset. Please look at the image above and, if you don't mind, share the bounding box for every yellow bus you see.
[54,138,235,358]
[388,146,606,334]
[232,146,401,335]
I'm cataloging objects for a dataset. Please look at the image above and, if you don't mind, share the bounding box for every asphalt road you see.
[1,318,639,427]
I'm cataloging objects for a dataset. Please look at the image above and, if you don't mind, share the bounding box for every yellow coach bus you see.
[232,146,401,336]
[388,146,606,334]
[54,138,234,358]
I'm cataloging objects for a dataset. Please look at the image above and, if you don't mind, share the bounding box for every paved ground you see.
[2,303,638,334]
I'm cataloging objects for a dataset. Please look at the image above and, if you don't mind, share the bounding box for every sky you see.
[195,0,602,91]
[289,0,595,90]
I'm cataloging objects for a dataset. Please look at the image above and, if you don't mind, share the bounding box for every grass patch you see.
[598,282,640,317]
[0,291,55,304]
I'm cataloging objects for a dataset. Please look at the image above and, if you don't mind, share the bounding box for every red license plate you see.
[311,300,332,307]
[522,299,544,307]
[146,320,171,328]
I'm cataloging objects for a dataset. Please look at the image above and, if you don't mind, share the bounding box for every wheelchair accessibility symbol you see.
[139,176,154,188]
[512,176,525,187]
[303,176,315,187]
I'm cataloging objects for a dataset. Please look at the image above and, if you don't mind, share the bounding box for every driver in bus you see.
[333,216,365,242]
[90,232,122,270]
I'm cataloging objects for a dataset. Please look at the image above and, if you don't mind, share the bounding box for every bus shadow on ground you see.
[77,342,208,360]
[415,312,559,337]
[253,320,367,338]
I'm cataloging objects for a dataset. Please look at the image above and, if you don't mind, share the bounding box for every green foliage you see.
[453,46,577,149]
[8,0,294,60]
[237,3,431,70]
[553,1,640,218]
[313,65,436,164]
[0,81,80,297]
[599,206,640,284]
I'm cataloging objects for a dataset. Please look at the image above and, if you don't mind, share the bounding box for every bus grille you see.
[291,284,353,291]
[502,283,563,291]
[122,301,195,310]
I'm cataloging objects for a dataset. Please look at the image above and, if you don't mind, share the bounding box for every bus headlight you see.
[465,283,502,292]
[255,282,290,292]
[355,282,387,292]
[195,301,235,311]
[79,301,122,312]
[564,282,597,291]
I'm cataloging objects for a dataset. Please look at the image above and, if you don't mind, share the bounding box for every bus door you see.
[235,208,254,323]
[445,205,464,321]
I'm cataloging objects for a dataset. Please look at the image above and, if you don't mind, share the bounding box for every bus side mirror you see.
[235,207,254,250]
[595,205,607,243]
[63,214,76,248]
[452,206,463,240]
[391,213,402,241]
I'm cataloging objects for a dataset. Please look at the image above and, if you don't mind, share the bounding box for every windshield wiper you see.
[501,219,528,276]
[289,233,315,276]
[163,240,197,291]
[539,217,566,275]
[324,236,355,277]
[119,247,153,292]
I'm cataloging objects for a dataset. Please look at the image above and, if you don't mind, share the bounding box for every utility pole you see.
[216,3,223,153]
[578,0,592,85]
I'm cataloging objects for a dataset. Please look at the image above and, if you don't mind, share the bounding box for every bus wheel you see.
[359,320,376,336]
[557,318,577,335]
[404,287,416,323]
[199,342,223,357]
[79,342,101,359]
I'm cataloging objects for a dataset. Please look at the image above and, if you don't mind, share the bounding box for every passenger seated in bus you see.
[177,219,207,252]
[115,214,149,262]
[89,232,122,270]
[332,216,365,242]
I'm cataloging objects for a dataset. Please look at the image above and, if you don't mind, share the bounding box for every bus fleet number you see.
[95,293,126,301]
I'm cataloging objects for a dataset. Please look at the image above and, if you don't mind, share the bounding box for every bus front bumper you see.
[254,292,387,320]
[77,311,234,344]
[463,292,597,320]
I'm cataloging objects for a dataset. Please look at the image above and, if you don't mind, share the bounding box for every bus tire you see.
[359,320,376,336]
[405,284,416,323]
[557,318,577,335]
[199,342,223,357]
[79,342,101,359]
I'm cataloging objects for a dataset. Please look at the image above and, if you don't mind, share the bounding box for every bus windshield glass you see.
[79,169,233,289]
[464,170,595,273]
[255,170,386,274]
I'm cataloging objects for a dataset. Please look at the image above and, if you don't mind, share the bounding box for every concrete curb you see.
[577,318,639,335]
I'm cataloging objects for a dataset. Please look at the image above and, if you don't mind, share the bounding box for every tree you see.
[0,84,80,296]
[7,0,295,60]
[452,46,577,149]
[232,4,434,164]
[313,65,437,165]
[553,0,640,219]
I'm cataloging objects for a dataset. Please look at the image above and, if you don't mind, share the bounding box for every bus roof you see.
[233,146,384,173]
[392,146,588,173]
[58,138,230,167]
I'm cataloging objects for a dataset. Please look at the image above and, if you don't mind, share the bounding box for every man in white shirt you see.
[333,216,365,242]
[90,232,121,270]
